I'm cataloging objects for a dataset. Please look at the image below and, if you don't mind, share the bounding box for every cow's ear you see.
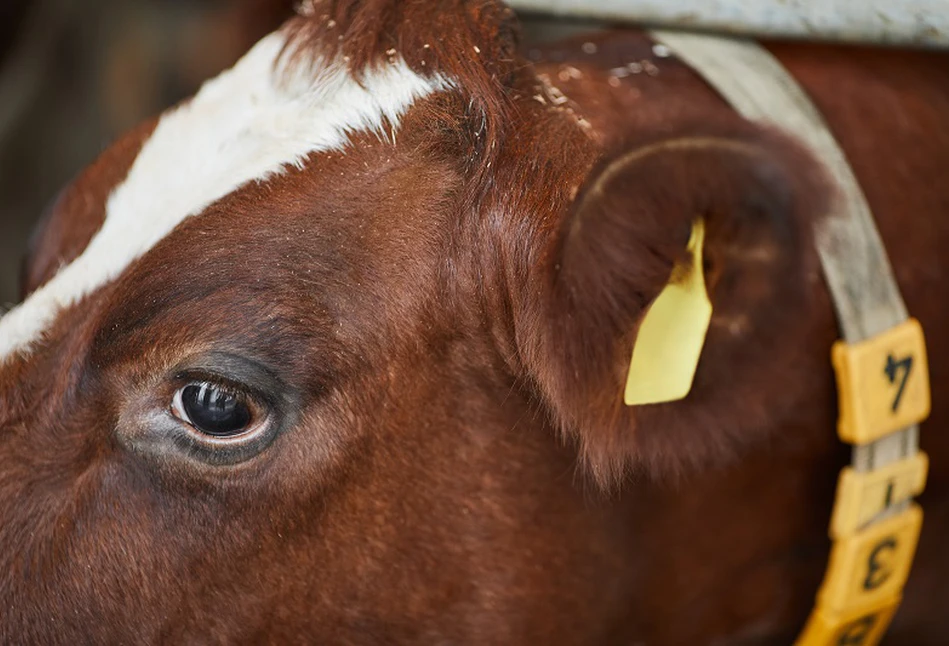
[521,120,833,488]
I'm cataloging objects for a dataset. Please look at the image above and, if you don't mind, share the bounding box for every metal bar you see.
[509,0,949,49]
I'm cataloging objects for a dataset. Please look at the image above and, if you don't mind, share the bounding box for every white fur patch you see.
[0,30,449,363]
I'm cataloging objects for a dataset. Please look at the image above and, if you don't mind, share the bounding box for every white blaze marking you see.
[0,30,449,362]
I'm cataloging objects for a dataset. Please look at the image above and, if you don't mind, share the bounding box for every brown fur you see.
[2,3,948,644]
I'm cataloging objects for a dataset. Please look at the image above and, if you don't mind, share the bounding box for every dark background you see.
[0,0,299,307]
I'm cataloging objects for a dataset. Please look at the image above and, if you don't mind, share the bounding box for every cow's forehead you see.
[0,29,448,364]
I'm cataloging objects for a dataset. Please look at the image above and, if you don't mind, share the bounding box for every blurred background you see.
[0,0,298,307]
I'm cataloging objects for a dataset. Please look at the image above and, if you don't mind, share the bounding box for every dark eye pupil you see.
[181,383,252,437]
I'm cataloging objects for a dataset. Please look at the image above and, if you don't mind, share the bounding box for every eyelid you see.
[171,352,286,396]
[172,368,277,411]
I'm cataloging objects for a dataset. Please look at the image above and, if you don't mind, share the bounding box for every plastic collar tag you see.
[624,219,712,406]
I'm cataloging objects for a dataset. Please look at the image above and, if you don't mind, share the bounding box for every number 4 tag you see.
[832,319,930,445]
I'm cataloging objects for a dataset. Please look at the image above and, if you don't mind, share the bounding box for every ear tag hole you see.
[624,218,713,406]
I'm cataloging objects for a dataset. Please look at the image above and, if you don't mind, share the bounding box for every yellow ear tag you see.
[624,219,712,406]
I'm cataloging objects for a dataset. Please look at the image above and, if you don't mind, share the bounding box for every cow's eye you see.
[172,381,260,438]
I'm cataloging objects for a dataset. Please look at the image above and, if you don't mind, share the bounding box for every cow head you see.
[0,1,830,642]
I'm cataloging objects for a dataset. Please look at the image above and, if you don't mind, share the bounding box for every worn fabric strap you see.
[648,29,908,343]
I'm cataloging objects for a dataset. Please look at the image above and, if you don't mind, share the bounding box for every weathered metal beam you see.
[508,0,949,49]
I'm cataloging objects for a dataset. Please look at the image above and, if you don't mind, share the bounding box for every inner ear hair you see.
[525,119,833,488]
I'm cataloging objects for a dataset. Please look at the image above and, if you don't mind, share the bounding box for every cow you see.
[1,0,947,643]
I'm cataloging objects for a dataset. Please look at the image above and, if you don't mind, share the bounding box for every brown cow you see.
[1,1,947,643]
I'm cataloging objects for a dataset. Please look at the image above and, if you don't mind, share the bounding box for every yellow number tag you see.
[796,596,900,646]
[818,505,922,614]
[832,319,930,444]
[831,454,928,538]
